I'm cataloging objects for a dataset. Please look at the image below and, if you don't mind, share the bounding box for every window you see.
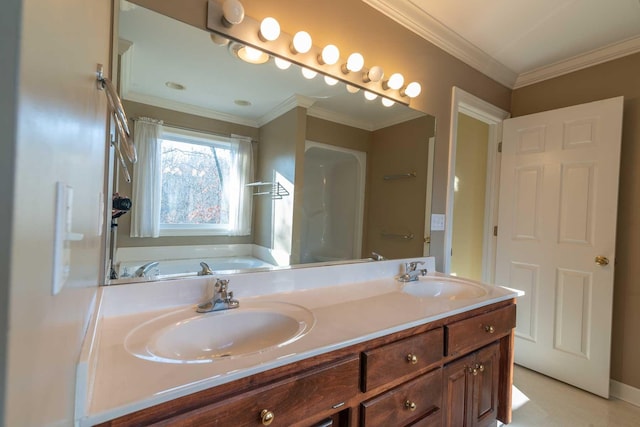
[158,127,253,236]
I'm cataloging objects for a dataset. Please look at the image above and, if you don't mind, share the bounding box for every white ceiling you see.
[365,0,640,88]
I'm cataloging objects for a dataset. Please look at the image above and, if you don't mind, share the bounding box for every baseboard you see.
[610,380,640,407]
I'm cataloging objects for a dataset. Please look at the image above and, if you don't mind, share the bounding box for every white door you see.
[495,96,624,398]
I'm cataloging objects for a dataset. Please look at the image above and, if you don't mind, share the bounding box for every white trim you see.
[362,0,517,88]
[445,87,510,278]
[423,137,435,257]
[257,94,315,127]
[124,91,259,128]
[514,36,640,89]
[364,1,640,90]
[307,105,426,132]
[610,380,640,408]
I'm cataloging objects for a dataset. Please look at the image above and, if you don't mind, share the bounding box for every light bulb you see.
[342,53,364,73]
[346,85,360,94]
[259,17,280,41]
[274,57,292,70]
[382,98,395,107]
[221,0,244,27]
[364,66,384,83]
[385,73,404,90]
[210,33,229,46]
[364,91,378,101]
[324,76,338,86]
[301,68,317,79]
[243,46,264,61]
[402,81,422,98]
[291,31,312,54]
[319,44,340,65]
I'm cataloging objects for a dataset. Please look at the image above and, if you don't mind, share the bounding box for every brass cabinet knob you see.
[595,256,609,266]
[406,353,418,364]
[485,325,495,334]
[468,366,478,376]
[405,400,417,411]
[260,409,275,426]
[478,363,485,372]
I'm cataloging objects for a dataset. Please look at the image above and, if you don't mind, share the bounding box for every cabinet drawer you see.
[362,328,443,391]
[446,304,515,357]
[156,356,359,426]
[361,368,442,427]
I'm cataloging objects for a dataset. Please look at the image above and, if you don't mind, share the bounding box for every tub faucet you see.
[134,261,159,278]
[398,261,428,282]
[198,262,214,276]
[196,278,240,313]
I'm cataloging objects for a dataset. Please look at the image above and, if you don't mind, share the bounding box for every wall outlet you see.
[431,214,446,231]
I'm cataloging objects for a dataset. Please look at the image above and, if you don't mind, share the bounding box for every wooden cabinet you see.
[442,301,516,427]
[362,328,443,392]
[98,300,516,427]
[361,367,442,426]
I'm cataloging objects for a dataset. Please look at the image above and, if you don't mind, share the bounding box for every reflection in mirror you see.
[107,2,436,284]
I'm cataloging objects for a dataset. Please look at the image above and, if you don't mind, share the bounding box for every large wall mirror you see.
[106,1,436,284]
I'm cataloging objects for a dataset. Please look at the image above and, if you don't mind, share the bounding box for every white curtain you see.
[227,135,254,236]
[130,117,163,237]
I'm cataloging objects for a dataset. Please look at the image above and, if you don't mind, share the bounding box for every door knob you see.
[595,256,609,266]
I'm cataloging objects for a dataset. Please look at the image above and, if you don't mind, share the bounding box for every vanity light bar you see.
[206,0,418,105]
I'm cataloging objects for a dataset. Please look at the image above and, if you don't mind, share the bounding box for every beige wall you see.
[255,107,304,261]
[4,0,111,424]
[511,52,640,389]
[450,113,489,281]
[114,100,258,249]
[130,0,512,270]
[367,116,436,259]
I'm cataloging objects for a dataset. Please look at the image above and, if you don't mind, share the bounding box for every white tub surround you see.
[76,257,520,426]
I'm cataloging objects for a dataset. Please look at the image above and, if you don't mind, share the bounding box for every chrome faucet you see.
[198,261,214,276]
[196,278,240,313]
[398,261,428,282]
[134,261,159,278]
[371,251,386,261]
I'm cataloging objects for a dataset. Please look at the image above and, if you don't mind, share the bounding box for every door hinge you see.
[498,142,503,153]
[493,225,498,236]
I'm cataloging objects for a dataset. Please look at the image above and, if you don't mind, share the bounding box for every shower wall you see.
[300,143,365,263]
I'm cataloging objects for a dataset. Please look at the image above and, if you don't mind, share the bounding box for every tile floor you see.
[504,365,640,426]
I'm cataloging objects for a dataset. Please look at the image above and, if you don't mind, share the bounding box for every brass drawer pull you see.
[485,325,495,334]
[405,400,417,411]
[260,409,275,426]
[406,353,418,364]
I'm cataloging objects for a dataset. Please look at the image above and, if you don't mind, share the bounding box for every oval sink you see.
[125,301,315,364]
[402,277,488,300]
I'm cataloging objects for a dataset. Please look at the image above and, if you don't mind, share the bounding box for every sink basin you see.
[125,301,315,364]
[402,277,488,300]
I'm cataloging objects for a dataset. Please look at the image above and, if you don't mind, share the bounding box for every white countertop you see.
[76,258,520,426]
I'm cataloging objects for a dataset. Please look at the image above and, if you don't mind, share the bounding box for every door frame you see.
[445,87,510,282]
[423,136,436,256]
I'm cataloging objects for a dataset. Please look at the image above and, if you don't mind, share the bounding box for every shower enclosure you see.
[300,141,366,263]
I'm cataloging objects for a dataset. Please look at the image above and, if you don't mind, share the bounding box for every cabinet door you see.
[472,343,500,427]
[442,353,474,427]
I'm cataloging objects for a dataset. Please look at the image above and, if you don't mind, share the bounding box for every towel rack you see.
[381,232,415,240]
[246,182,290,199]
[383,171,416,181]
[97,64,137,165]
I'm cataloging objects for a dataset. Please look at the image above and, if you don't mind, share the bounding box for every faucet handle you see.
[215,278,229,291]
[406,261,425,272]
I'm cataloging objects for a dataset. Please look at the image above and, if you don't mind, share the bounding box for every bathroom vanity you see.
[77,259,519,427]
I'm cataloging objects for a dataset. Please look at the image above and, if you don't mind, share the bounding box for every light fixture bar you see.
[206,0,410,105]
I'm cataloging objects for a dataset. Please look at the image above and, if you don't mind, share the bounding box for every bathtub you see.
[117,256,276,279]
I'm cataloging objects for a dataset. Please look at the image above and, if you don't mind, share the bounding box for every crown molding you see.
[513,36,640,89]
[364,1,640,90]
[123,91,260,128]
[363,0,518,88]
[257,94,315,127]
